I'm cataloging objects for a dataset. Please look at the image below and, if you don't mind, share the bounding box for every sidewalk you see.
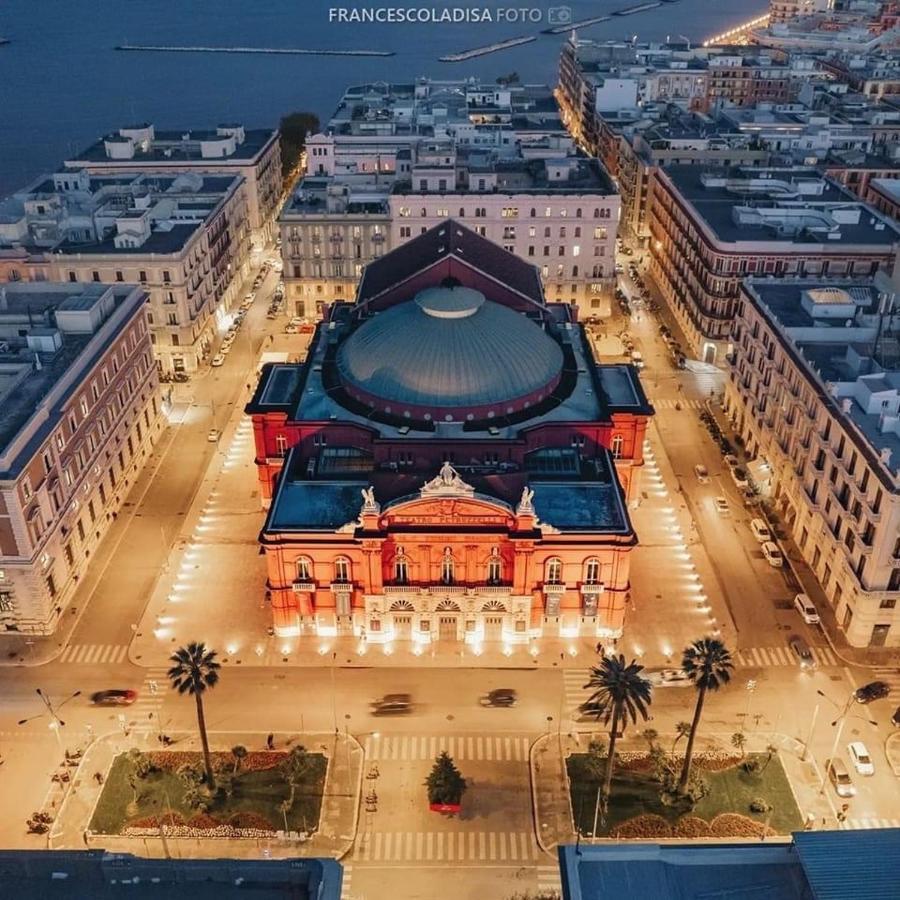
[50,729,362,860]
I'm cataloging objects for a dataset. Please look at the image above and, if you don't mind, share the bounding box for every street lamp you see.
[816,688,878,795]
[18,688,82,750]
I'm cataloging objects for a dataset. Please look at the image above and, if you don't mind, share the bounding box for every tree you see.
[731,731,747,759]
[281,745,312,810]
[426,751,467,806]
[761,743,778,773]
[642,728,660,750]
[127,748,152,779]
[279,111,320,179]
[167,642,221,789]
[678,638,734,794]
[182,783,210,812]
[672,721,692,754]
[231,744,248,775]
[580,655,653,810]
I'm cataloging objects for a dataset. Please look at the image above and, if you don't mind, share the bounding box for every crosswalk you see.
[734,646,837,667]
[652,397,704,410]
[58,643,129,664]
[536,864,562,896]
[873,667,900,697]
[564,669,592,715]
[128,668,169,731]
[363,734,530,763]
[354,830,539,863]
[842,817,900,830]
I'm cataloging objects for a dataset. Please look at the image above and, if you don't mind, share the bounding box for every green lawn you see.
[90,751,327,836]
[567,752,803,837]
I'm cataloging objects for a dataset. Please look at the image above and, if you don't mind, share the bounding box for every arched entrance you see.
[389,599,415,640]
[481,599,508,641]
[435,599,461,641]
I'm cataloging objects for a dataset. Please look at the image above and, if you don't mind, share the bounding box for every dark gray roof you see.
[794,828,900,900]
[267,479,365,532]
[531,481,630,532]
[337,286,563,411]
[58,224,198,256]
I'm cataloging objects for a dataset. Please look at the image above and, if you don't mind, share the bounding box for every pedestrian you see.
[595,642,605,657]
[266,733,274,750]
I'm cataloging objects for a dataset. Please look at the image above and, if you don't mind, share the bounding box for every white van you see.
[749,518,772,543]
[794,593,819,625]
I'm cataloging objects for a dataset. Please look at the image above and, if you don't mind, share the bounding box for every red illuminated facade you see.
[247,222,653,644]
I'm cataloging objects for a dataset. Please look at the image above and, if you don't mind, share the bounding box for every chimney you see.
[880,447,892,466]
[841,398,852,414]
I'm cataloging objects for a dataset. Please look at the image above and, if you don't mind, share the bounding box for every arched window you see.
[440,547,455,585]
[611,434,624,459]
[334,556,350,582]
[545,557,563,584]
[530,207,536,218]
[296,557,313,581]
[593,208,600,219]
[584,558,601,585]
[459,207,465,217]
[487,548,502,585]
[576,208,582,218]
[394,547,409,584]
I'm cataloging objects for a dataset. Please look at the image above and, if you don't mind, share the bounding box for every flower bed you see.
[90,749,327,838]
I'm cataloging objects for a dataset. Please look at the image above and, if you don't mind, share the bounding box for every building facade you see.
[724,278,900,647]
[0,171,251,376]
[64,123,282,248]
[648,166,900,362]
[247,222,653,644]
[0,283,163,634]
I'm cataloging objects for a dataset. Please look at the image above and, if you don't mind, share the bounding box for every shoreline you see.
[115,44,395,57]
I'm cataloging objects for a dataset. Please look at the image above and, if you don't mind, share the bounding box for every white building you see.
[0,283,163,634]
[725,276,900,647]
[64,123,282,249]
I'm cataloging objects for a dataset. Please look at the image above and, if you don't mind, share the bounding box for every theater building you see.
[246,222,653,645]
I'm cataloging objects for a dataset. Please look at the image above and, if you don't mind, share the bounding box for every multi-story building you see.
[706,53,799,109]
[0,282,163,634]
[865,174,900,215]
[281,78,616,317]
[648,165,900,362]
[724,277,900,647]
[769,0,831,25]
[247,221,653,643]
[0,171,251,375]
[64,123,281,248]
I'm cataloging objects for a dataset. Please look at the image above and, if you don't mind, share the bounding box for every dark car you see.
[480,689,517,708]
[90,689,138,706]
[855,681,891,704]
[891,706,900,727]
[788,635,816,670]
[371,693,413,715]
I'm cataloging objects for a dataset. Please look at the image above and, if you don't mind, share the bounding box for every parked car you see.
[749,518,772,543]
[827,757,856,798]
[285,325,299,334]
[631,351,644,369]
[714,496,730,515]
[724,454,739,470]
[855,681,891,704]
[266,311,278,320]
[794,593,819,625]
[211,353,226,367]
[788,634,816,669]
[892,706,900,727]
[847,741,874,776]
[694,464,710,484]
[761,541,784,567]
[730,467,750,489]
[647,668,691,687]
[90,689,137,706]
[207,429,221,443]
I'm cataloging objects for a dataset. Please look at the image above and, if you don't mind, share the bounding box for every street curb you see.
[529,733,552,856]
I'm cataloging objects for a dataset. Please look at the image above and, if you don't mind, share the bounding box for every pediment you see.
[380,495,515,529]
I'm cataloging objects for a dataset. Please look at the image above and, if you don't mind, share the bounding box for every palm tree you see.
[231,744,248,775]
[672,720,692,754]
[581,655,653,808]
[731,731,747,759]
[167,642,221,789]
[679,637,734,793]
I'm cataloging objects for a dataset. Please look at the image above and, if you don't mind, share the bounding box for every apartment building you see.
[64,123,281,248]
[724,277,900,647]
[769,0,832,25]
[0,170,251,375]
[648,165,900,362]
[280,78,616,317]
[0,283,163,634]
[389,153,618,312]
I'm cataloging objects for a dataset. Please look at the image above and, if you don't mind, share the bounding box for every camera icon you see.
[547,5,573,25]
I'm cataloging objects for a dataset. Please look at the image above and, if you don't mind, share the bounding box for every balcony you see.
[329,581,353,593]
[579,582,605,595]
[383,584,421,595]
[291,581,316,593]
[543,583,566,595]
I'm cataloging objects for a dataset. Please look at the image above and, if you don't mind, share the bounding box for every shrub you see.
[673,816,713,838]
[742,758,762,775]
[127,749,153,779]
[749,797,771,814]
[612,815,672,839]
[129,812,185,828]
[187,813,222,829]
[228,811,276,831]
[710,813,775,838]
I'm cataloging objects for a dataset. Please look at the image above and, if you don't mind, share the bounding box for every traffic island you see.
[89,748,327,838]
[50,731,363,859]
[567,749,803,839]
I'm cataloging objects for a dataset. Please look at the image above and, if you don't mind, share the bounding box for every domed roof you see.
[336,285,564,421]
